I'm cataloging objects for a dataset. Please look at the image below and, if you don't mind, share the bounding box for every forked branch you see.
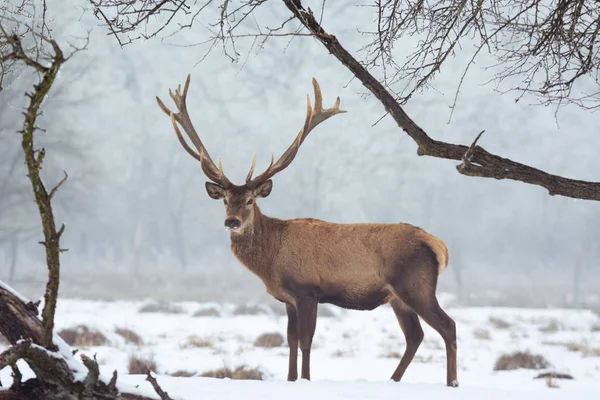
[282,0,600,201]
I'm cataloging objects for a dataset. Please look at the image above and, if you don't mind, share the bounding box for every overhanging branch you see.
[281,0,600,201]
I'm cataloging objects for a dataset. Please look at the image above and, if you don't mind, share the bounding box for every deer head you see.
[156,75,346,233]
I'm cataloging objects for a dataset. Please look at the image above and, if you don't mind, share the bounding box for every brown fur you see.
[207,183,458,386]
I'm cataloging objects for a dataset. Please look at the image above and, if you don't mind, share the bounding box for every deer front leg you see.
[296,297,318,380]
[286,303,299,381]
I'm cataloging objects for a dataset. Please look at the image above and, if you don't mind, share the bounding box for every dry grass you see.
[331,348,355,358]
[115,328,143,346]
[494,351,551,371]
[381,351,403,359]
[489,317,511,330]
[192,307,221,317]
[138,302,185,314]
[201,365,264,380]
[180,335,214,349]
[566,342,600,357]
[169,370,196,377]
[539,319,561,334]
[128,353,157,374]
[473,328,492,340]
[414,354,433,363]
[58,325,108,347]
[254,332,284,348]
[232,304,268,316]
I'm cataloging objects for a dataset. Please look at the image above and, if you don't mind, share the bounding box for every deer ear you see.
[205,182,226,200]
[254,180,273,198]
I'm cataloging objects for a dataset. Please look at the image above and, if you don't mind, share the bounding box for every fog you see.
[1,0,599,308]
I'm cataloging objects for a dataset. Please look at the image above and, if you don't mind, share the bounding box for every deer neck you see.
[229,205,282,280]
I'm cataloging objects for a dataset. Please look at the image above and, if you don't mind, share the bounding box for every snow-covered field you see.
[2,295,600,399]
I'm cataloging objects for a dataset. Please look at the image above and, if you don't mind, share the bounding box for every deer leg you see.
[389,297,424,382]
[296,297,318,380]
[400,293,458,387]
[286,303,299,381]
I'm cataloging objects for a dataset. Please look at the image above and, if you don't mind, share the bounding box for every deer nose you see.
[224,218,241,229]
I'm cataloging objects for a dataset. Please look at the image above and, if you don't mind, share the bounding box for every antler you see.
[245,78,346,188]
[156,74,233,188]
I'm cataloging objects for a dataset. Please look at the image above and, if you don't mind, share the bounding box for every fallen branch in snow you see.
[146,371,174,400]
[0,284,167,400]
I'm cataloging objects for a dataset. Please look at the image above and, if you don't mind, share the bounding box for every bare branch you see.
[146,371,174,400]
[282,0,600,201]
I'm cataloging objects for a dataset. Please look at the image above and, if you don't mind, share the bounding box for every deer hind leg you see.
[387,244,458,387]
[399,291,458,387]
[285,303,299,381]
[389,297,424,382]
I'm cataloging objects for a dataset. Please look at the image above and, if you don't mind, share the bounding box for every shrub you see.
[232,304,268,316]
[201,365,264,380]
[494,351,550,371]
[170,370,196,377]
[138,302,184,314]
[180,335,214,349]
[58,325,107,347]
[128,353,157,374]
[489,317,511,330]
[193,307,221,317]
[539,319,561,334]
[254,333,284,348]
[115,328,143,346]
[473,328,491,340]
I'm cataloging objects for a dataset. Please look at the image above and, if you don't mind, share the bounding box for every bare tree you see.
[90,0,600,201]
[0,2,172,398]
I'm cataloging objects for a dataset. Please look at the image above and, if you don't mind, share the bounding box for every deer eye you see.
[224,199,228,205]
[246,199,253,205]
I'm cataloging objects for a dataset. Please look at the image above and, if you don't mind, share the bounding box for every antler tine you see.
[157,74,233,188]
[246,153,257,183]
[246,78,346,188]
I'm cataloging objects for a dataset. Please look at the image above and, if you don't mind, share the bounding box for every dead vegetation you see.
[566,342,600,357]
[489,317,511,330]
[381,351,403,359]
[58,325,108,347]
[169,370,196,377]
[138,301,185,314]
[201,365,264,380]
[115,327,143,346]
[128,353,158,374]
[473,328,491,340]
[539,319,561,334]
[180,335,214,349]
[254,332,284,348]
[494,351,551,371]
[192,307,221,317]
[232,304,268,316]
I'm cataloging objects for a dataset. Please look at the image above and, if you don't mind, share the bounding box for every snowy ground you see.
[1,295,600,399]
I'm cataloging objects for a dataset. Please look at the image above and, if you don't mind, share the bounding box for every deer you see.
[156,75,458,387]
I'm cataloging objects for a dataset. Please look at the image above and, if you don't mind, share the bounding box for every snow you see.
[1,296,599,399]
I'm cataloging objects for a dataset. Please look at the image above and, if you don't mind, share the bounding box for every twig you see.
[48,171,68,200]
[457,129,486,171]
[146,370,174,400]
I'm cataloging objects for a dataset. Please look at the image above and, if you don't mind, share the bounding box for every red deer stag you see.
[156,75,458,387]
